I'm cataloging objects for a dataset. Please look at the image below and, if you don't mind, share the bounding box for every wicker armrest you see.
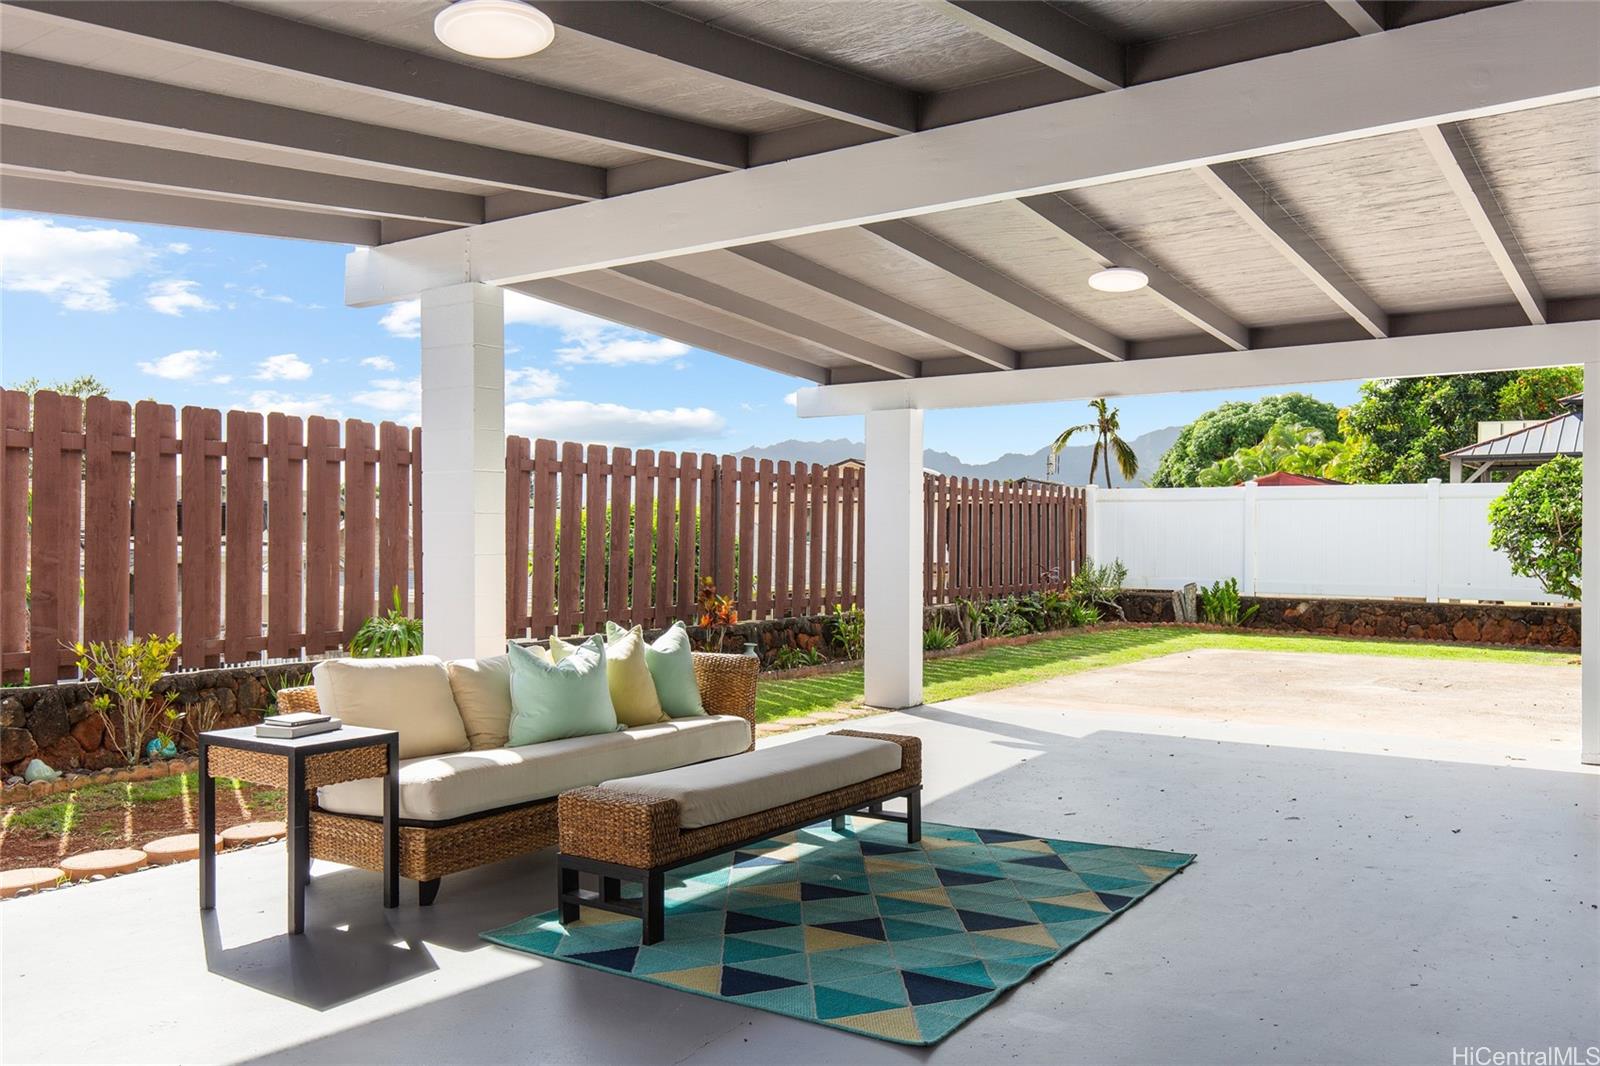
[275,686,322,714]
[559,786,683,867]
[691,652,758,750]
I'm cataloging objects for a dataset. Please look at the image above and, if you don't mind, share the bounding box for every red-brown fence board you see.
[83,397,132,650]
[677,452,699,622]
[304,417,340,657]
[342,419,377,643]
[609,448,631,623]
[28,392,66,681]
[377,422,409,616]
[530,438,557,637]
[631,449,655,630]
[557,441,582,634]
[266,413,303,661]
[179,406,222,669]
[0,392,30,681]
[584,443,607,634]
[224,410,264,663]
[410,426,424,621]
[788,463,807,617]
[654,451,677,627]
[505,435,531,638]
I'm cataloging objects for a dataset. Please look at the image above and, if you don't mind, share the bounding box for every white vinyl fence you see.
[1085,479,1568,604]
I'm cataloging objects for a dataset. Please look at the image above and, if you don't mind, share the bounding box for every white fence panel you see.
[1090,480,1567,604]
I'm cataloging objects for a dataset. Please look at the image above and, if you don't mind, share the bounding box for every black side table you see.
[198,724,399,935]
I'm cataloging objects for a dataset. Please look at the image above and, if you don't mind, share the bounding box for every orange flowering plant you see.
[697,577,738,652]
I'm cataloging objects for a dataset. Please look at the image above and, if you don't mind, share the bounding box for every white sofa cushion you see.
[600,734,902,829]
[312,655,468,759]
[316,714,751,822]
[446,654,512,750]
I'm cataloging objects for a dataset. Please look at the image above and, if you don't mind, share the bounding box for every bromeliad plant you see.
[697,577,739,652]
[1197,577,1259,627]
[829,604,865,660]
[923,620,960,650]
[70,634,181,766]
[770,645,825,670]
[350,588,424,658]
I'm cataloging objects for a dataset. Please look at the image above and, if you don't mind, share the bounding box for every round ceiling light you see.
[435,0,555,59]
[1087,266,1149,293]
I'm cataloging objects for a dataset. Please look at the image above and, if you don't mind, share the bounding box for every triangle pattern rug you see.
[482,819,1195,1046]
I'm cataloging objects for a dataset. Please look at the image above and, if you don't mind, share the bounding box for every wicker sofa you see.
[276,650,758,905]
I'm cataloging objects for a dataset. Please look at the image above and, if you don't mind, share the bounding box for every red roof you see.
[1251,471,1345,486]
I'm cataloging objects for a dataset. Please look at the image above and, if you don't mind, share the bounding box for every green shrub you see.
[829,604,865,659]
[923,620,960,650]
[1488,456,1581,600]
[1066,600,1101,627]
[71,634,180,766]
[1197,577,1259,626]
[350,588,424,658]
[1068,557,1128,621]
[770,645,824,670]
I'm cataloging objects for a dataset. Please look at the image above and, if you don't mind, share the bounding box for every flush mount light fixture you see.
[1087,267,1149,293]
[435,0,555,59]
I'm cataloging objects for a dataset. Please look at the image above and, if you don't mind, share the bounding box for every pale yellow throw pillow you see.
[445,654,512,750]
[551,628,666,727]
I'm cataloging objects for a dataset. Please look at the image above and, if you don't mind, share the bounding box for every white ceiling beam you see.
[538,1,917,135]
[918,0,1123,92]
[12,1,745,171]
[0,173,380,244]
[1016,195,1250,350]
[346,0,1599,303]
[1416,123,1548,325]
[511,279,830,384]
[1191,162,1389,338]
[860,220,1126,361]
[1325,1,1386,36]
[0,54,603,201]
[729,244,1018,370]
[0,127,482,225]
[612,262,922,379]
[795,320,1600,417]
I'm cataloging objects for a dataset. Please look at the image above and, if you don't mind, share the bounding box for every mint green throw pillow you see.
[506,636,618,745]
[611,620,705,719]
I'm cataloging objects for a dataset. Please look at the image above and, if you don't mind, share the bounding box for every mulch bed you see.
[0,773,286,872]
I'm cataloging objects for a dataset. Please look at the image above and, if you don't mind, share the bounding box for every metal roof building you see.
[1443,393,1583,481]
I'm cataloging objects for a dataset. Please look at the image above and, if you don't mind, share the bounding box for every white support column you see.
[1583,363,1598,764]
[1423,478,1442,604]
[863,408,924,710]
[419,282,506,661]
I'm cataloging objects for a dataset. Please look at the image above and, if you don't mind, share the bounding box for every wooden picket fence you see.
[1,389,1085,681]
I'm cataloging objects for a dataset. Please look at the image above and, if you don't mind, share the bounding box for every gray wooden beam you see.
[919,1,1122,92]
[613,262,922,379]
[1016,195,1251,351]
[860,219,1126,361]
[512,278,831,384]
[729,244,1018,369]
[1325,1,1387,35]
[0,54,603,201]
[538,1,917,135]
[1193,162,1389,338]
[12,1,746,171]
[0,126,483,225]
[0,173,380,244]
[1416,123,1548,325]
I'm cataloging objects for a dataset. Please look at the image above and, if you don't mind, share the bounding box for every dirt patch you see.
[0,774,286,872]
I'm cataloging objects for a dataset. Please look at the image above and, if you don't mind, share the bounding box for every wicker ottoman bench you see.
[556,730,922,944]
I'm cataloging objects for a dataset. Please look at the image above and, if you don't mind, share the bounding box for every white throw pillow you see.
[312,655,469,759]
[446,654,513,750]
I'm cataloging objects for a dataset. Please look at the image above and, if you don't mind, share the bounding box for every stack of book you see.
[256,712,342,739]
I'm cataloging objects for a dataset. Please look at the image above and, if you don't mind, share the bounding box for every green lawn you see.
[754,625,1576,724]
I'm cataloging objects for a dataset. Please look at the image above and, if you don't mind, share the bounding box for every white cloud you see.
[377,293,683,366]
[245,390,340,419]
[783,391,798,407]
[137,349,219,380]
[166,242,191,255]
[504,400,723,446]
[360,355,397,371]
[253,353,313,381]
[145,278,217,317]
[212,375,234,385]
[557,335,689,367]
[351,377,420,419]
[505,366,562,401]
[0,216,152,312]
[379,300,422,338]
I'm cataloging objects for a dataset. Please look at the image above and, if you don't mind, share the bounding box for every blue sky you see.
[0,212,1363,464]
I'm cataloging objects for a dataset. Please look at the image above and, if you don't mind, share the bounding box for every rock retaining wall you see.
[1118,590,1579,648]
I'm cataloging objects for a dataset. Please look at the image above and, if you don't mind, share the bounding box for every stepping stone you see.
[0,867,65,898]
[221,821,286,847]
[144,834,219,864]
[60,849,147,880]
[811,710,855,722]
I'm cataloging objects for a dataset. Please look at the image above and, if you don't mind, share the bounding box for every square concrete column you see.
[863,408,924,710]
[1584,361,1597,764]
[419,283,506,660]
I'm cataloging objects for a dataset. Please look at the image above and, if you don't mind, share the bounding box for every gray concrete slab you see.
[2,655,1597,1065]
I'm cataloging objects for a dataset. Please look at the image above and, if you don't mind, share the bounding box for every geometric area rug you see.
[482,818,1195,1046]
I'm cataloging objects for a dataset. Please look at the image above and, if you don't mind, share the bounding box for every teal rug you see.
[483,819,1194,1046]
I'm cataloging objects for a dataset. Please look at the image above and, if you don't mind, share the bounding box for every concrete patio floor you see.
[2,653,1597,1065]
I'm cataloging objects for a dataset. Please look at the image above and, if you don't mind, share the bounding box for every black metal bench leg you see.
[830,814,848,832]
[642,869,665,945]
[907,789,922,844]
[557,863,580,923]
[418,878,441,907]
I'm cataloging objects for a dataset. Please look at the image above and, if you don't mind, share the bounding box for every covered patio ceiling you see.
[1,1,1596,392]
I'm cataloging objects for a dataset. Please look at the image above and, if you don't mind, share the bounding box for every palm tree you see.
[1051,398,1138,488]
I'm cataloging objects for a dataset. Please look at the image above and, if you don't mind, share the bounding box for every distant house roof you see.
[1442,396,1583,461]
[832,457,943,476]
[1251,471,1346,486]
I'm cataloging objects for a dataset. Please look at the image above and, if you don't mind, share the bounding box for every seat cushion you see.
[600,734,903,829]
[507,637,618,745]
[316,714,752,822]
[446,654,512,750]
[311,655,468,759]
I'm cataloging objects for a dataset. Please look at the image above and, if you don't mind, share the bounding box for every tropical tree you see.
[1151,393,1342,487]
[13,374,111,398]
[1487,456,1581,600]
[1196,422,1350,486]
[1051,398,1138,488]
[1340,373,1518,484]
[1496,366,1583,420]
